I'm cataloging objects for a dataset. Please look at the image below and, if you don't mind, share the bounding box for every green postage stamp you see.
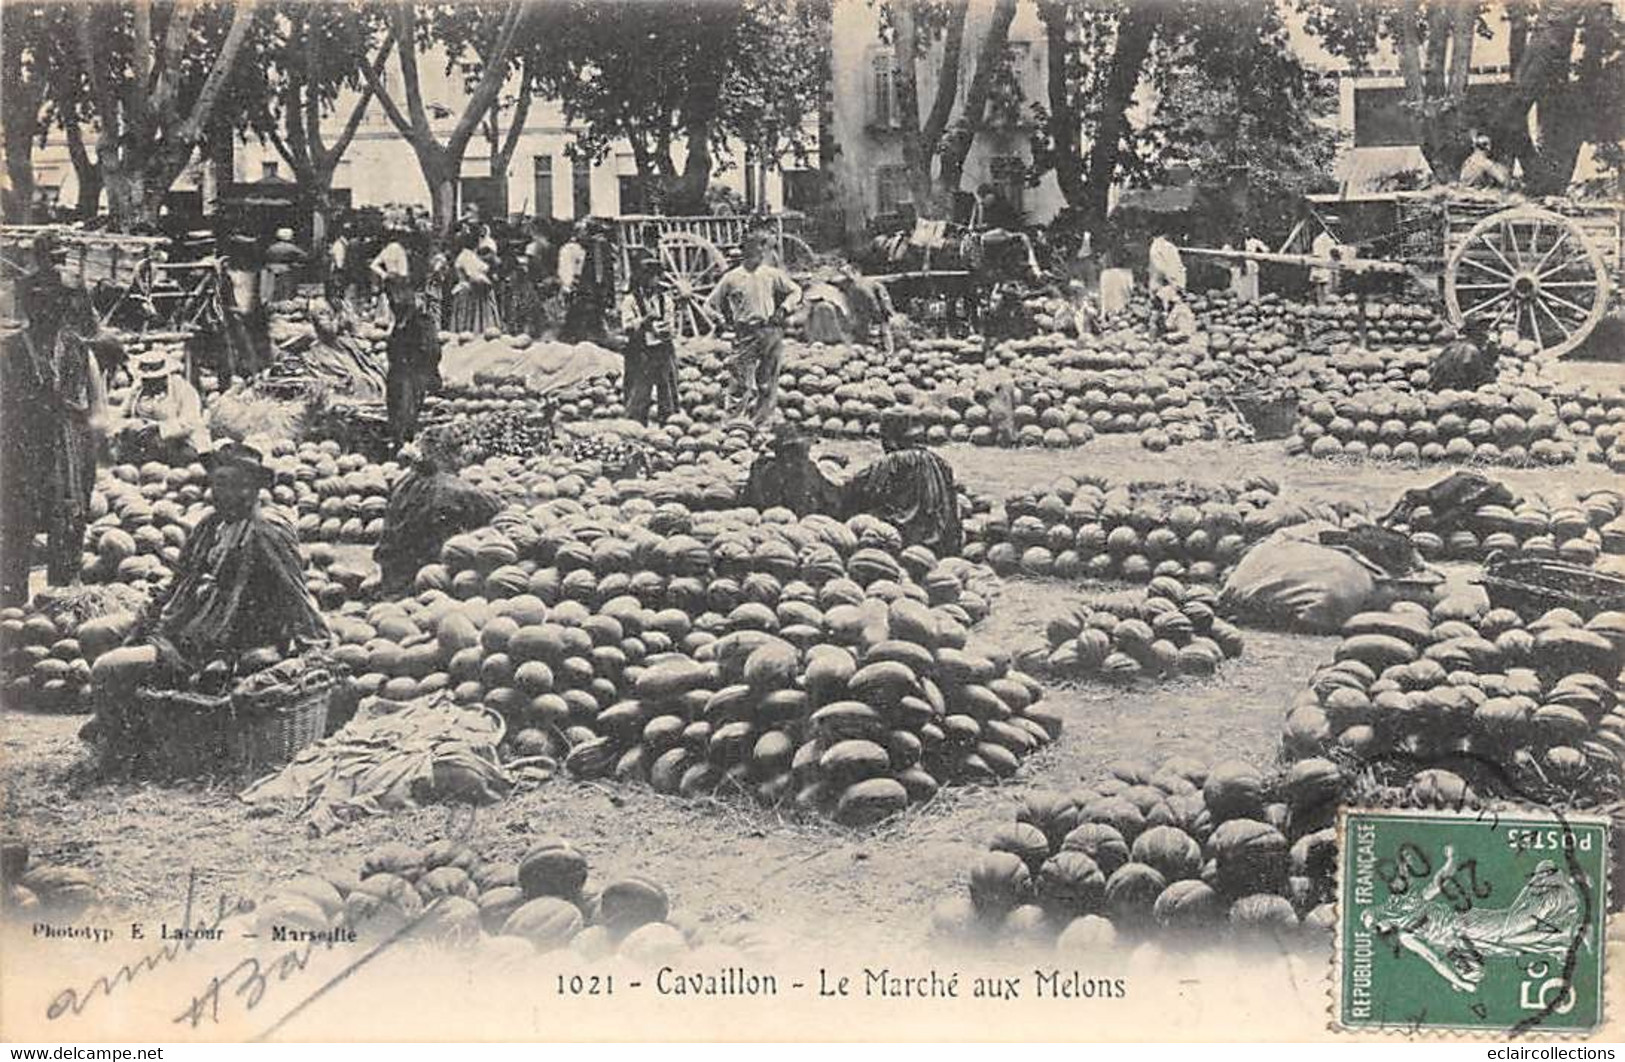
[1337,807,1608,1034]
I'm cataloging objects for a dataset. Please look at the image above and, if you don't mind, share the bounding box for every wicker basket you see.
[1476,557,1625,620]
[228,677,335,766]
[1228,391,1299,441]
[127,677,334,777]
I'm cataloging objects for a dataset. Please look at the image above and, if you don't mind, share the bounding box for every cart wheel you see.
[780,234,818,273]
[1445,206,1609,360]
[658,231,728,339]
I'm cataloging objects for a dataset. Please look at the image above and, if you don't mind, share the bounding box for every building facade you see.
[827,0,1066,230]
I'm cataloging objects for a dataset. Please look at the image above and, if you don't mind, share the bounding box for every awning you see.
[1332,145,1434,196]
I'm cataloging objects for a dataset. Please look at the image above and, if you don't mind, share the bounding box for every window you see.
[260,160,281,181]
[533,156,555,219]
[571,159,592,219]
[870,49,897,129]
[990,155,1026,216]
[875,164,911,216]
[782,169,822,213]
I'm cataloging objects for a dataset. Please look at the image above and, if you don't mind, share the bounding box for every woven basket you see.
[1476,557,1625,620]
[1229,391,1299,441]
[127,678,334,777]
[228,678,334,766]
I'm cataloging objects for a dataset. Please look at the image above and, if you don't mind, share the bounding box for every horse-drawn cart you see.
[610,213,816,338]
[1274,189,1621,360]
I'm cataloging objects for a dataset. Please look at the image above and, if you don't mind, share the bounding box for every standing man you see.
[704,234,802,426]
[265,227,307,302]
[835,265,899,355]
[370,207,412,327]
[520,219,557,338]
[1148,231,1187,294]
[1310,221,1343,304]
[0,243,109,603]
[558,219,612,342]
[618,254,680,424]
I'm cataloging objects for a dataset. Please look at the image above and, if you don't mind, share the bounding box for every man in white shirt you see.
[557,219,612,341]
[704,234,803,425]
[1310,225,1342,303]
[1148,233,1187,292]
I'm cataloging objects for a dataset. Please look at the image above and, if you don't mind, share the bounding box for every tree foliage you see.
[1030,0,1331,232]
[70,0,260,230]
[229,1,392,236]
[361,0,536,232]
[1295,0,1624,195]
[525,0,823,214]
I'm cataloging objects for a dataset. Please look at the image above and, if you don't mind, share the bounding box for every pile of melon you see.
[964,477,1288,585]
[321,503,1047,823]
[1288,385,1575,465]
[82,462,208,586]
[255,836,750,966]
[929,756,1339,954]
[0,607,137,713]
[277,443,400,545]
[1390,488,1625,565]
[1280,598,1625,809]
[758,330,1220,449]
[2,840,100,920]
[1017,581,1245,685]
[1192,292,1451,353]
[1551,383,1625,473]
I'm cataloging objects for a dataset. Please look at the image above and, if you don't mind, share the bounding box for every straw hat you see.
[131,347,179,380]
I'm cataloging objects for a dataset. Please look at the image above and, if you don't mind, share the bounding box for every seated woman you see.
[373,427,503,597]
[740,423,845,517]
[81,442,329,752]
[113,347,210,465]
[843,408,963,555]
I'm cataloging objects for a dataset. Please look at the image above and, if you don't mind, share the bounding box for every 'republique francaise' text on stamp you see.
[1337,807,1607,1035]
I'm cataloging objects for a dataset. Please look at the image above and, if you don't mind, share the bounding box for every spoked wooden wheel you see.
[658,231,728,339]
[780,234,818,273]
[1445,206,1609,360]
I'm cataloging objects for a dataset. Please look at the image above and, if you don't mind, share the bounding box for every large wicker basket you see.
[127,677,335,777]
[1476,556,1625,620]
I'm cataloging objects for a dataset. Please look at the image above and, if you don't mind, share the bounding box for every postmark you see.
[1335,806,1607,1035]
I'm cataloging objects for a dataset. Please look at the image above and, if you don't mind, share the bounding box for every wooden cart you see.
[610,213,817,338]
[1282,190,1621,360]
[0,224,222,335]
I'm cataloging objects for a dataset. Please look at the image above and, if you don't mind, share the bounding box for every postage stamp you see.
[1336,807,1608,1035]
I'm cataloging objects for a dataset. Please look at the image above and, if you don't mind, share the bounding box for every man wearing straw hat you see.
[113,345,210,464]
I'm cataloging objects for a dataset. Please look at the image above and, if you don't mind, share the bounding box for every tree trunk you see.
[1079,1,1158,228]
[1037,1,1084,207]
[2,119,35,223]
[892,0,932,207]
[939,0,1017,197]
[64,122,102,220]
[307,167,337,247]
[1493,4,1582,185]
[667,119,713,214]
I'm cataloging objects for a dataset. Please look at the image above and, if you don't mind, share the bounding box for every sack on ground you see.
[1220,522,1440,633]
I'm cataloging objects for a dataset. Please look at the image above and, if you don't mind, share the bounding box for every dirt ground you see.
[0,427,1614,951]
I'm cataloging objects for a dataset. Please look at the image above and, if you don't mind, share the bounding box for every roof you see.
[1332,145,1434,196]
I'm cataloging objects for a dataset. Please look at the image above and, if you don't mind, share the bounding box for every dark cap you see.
[204,440,273,486]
